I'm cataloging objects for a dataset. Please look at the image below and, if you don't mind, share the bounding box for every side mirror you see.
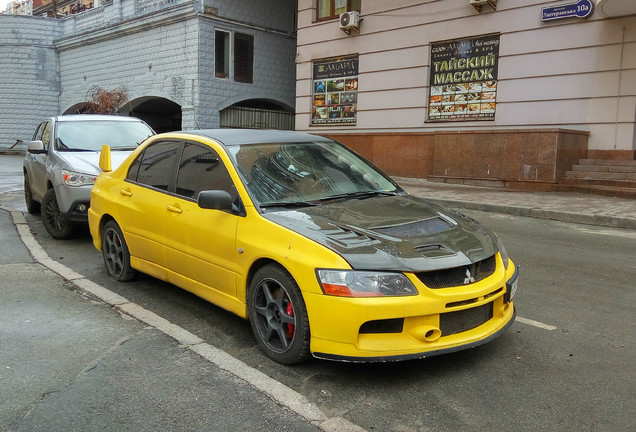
[99,145,112,172]
[197,190,233,211]
[27,140,45,154]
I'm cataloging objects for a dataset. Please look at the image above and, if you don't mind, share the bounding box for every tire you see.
[248,264,311,365]
[101,220,137,282]
[24,173,40,214]
[41,188,74,239]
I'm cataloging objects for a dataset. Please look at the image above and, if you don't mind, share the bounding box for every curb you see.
[424,198,636,230]
[1,205,366,432]
[0,149,26,156]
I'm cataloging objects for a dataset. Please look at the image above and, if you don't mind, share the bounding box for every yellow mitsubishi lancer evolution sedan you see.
[89,129,519,364]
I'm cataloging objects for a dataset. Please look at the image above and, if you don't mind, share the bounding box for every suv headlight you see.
[62,169,97,187]
[317,270,418,297]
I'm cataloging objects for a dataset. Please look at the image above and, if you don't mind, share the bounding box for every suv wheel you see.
[41,188,74,239]
[24,173,40,214]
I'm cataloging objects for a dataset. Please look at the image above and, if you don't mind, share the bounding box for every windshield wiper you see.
[58,148,96,152]
[111,146,138,151]
[260,200,319,209]
[319,190,398,202]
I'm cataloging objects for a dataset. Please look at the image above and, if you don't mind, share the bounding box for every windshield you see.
[227,140,401,206]
[55,120,154,151]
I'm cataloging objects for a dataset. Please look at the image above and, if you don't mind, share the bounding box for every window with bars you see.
[316,0,360,21]
[234,32,254,84]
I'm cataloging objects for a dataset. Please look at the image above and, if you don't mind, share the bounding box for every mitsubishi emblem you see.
[464,269,475,285]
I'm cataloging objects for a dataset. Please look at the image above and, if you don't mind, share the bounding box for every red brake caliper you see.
[286,301,295,337]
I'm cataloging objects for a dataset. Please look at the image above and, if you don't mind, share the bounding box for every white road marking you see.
[517,316,557,331]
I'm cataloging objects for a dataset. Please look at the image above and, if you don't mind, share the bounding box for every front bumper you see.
[65,199,91,223]
[305,257,519,362]
[314,307,516,362]
[54,184,92,223]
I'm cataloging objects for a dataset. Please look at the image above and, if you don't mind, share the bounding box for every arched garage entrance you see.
[63,96,182,133]
[122,97,182,133]
[63,102,91,114]
[220,99,294,130]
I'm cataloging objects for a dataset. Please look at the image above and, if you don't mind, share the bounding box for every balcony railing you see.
[62,0,190,36]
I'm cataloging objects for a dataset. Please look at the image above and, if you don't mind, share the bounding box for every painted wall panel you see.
[295,0,636,151]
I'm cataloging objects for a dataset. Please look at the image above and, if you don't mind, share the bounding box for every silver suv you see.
[23,115,154,239]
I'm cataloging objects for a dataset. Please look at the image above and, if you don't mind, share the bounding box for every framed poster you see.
[428,34,500,122]
[312,57,358,125]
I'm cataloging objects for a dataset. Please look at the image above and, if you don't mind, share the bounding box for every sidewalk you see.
[2,153,635,229]
[0,206,361,432]
[396,177,636,230]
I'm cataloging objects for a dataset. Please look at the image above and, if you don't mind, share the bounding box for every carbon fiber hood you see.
[263,195,499,272]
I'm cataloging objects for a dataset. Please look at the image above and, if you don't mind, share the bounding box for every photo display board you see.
[428,34,500,122]
[312,57,358,125]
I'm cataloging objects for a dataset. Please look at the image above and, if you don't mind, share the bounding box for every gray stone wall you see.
[0,15,62,151]
[196,15,296,128]
[58,12,200,115]
[0,0,297,151]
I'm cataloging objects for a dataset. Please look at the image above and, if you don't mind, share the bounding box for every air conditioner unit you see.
[339,11,360,34]
[470,0,497,12]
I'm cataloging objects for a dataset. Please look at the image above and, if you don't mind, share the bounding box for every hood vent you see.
[373,217,454,238]
[324,225,381,248]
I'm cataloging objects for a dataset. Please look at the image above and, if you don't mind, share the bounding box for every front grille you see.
[359,318,404,334]
[415,255,496,288]
[440,302,493,336]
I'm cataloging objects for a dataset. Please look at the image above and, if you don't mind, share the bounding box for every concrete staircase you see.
[560,159,636,198]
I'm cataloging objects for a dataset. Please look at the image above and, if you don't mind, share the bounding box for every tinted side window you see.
[40,122,52,151]
[33,122,45,141]
[132,141,180,191]
[176,143,234,200]
[126,153,142,182]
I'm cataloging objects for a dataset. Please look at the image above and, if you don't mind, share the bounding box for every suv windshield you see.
[228,140,401,205]
[56,120,154,151]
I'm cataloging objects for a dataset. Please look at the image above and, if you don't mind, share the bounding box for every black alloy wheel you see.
[101,220,136,282]
[248,264,310,365]
[41,188,73,239]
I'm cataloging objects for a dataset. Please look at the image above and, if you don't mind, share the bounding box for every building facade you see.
[0,0,297,150]
[295,0,636,189]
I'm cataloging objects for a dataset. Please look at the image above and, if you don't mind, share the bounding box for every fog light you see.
[77,204,88,212]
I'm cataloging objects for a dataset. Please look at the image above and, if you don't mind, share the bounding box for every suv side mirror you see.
[27,140,45,154]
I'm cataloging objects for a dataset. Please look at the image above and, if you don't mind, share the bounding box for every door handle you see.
[120,188,133,197]
[167,204,182,214]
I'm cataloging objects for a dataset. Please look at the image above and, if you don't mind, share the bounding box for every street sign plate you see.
[541,0,595,21]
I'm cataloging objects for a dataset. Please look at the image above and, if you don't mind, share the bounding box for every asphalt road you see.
[12,206,634,432]
[2,154,634,431]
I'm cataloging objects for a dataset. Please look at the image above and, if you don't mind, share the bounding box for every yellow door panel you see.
[163,197,239,297]
[114,182,168,267]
